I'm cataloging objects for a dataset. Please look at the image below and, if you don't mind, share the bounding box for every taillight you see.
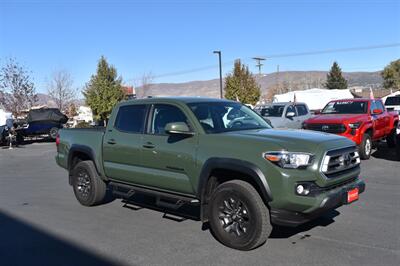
[56,134,60,147]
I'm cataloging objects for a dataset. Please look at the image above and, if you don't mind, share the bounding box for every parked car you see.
[56,97,365,250]
[384,95,400,114]
[16,108,68,141]
[303,98,399,159]
[259,102,311,128]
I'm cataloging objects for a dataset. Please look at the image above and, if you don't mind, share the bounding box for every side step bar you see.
[108,181,200,207]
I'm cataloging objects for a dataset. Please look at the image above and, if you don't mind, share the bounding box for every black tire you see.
[386,128,397,148]
[71,161,107,206]
[396,134,400,161]
[208,180,271,250]
[16,133,24,145]
[49,127,59,140]
[359,133,372,160]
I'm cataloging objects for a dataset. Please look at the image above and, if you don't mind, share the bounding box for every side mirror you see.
[286,112,295,118]
[314,109,321,115]
[165,122,194,136]
[372,109,383,115]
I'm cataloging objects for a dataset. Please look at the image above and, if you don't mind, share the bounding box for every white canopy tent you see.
[273,88,354,110]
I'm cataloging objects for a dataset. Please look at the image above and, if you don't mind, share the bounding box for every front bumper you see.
[271,178,365,227]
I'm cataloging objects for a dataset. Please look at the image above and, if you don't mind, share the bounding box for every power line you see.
[128,43,400,82]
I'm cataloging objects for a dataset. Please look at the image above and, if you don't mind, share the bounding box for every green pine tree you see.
[83,56,125,124]
[325,61,348,90]
[224,59,260,105]
[381,59,400,90]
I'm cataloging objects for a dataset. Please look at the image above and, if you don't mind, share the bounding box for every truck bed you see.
[56,127,106,173]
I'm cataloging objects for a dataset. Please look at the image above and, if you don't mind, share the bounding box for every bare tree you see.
[136,72,154,98]
[0,58,37,115]
[47,70,76,112]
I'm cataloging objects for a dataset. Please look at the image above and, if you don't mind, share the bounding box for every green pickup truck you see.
[55,97,365,250]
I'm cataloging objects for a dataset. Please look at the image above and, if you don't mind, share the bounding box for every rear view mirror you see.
[372,109,383,115]
[286,112,295,118]
[165,122,194,136]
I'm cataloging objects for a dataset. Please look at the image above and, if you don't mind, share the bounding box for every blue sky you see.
[1,0,399,94]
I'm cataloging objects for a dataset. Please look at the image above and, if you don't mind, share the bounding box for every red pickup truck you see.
[303,98,399,159]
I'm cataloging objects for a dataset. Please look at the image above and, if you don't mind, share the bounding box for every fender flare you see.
[68,144,102,179]
[197,158,273,204]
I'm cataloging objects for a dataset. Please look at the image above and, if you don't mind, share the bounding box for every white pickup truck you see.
[257,102,311,129]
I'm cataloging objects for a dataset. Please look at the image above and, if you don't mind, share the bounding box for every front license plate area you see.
[347,188,359,203]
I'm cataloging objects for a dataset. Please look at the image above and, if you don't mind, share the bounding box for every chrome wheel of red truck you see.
[359,134,372,160]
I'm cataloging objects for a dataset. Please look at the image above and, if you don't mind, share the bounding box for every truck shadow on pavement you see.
[120,193,340,239]
[371,144,400,162]
[0,211,122,266]
[269,210,340,239]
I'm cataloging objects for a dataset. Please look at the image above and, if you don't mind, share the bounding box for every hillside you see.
[138,71,383,98]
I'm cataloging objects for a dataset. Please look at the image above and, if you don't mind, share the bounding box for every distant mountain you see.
[137,71,383,98]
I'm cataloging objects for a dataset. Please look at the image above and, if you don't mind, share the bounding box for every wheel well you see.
[365,127,373,137]
[69,151,92,171]
[201,168,268,222]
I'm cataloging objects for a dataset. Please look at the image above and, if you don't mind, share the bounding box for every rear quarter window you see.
[114,104,147,133]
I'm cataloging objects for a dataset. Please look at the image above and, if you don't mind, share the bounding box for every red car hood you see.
[306,114,367,124]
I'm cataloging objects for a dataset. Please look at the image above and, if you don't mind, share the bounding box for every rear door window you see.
[114,104,147,133]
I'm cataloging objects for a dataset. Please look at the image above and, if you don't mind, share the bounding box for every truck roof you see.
[122,96,236,105]
[330,98,376,102]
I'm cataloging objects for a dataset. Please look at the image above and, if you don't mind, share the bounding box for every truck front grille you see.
[321,146,360,178]
[307,123,346,134]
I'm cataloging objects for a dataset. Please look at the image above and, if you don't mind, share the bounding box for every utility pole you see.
[213,51,223,99]
[276,65,280,93]
[252,57,266,75]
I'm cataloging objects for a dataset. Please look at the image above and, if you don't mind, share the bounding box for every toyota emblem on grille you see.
[322,125,329,131]
[344,153,351,166]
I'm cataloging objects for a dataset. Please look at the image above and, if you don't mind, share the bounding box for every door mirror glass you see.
[372,108,383,115]
[165,122,194,135]
[286,112,295,118]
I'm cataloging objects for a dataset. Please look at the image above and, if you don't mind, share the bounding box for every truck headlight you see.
[263,151,314,169]
[349,122,361,129]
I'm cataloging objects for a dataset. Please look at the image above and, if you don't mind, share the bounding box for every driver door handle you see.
[107,139,116,145]
[142,142,155,149]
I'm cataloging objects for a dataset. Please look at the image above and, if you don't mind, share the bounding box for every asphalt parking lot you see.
[0,142,399,266]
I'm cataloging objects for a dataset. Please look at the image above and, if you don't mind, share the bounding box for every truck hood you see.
[305,114,366,124]
[224,128,353,151]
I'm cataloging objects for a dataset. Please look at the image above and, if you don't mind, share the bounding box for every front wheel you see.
[208,180,271,250]
[359,133,372,160]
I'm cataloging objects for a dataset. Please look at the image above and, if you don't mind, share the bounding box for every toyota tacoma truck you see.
[55,97,365,250]
[303,98,399,160]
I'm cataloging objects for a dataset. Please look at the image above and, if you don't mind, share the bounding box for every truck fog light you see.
[296,185,304,194]
[296,184,310,196]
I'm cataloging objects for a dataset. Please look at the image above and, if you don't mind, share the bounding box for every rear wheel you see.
[208,180,271,250]
[49,127,59,140]
[72,161,107,206]
[359,133,372,160]
[386,128,397,148]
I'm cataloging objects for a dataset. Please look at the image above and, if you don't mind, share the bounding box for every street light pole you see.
[213,50,223,99]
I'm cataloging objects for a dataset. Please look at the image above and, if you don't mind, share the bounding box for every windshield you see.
[321,101,368,114]
[188,102,271,133]
[260,105,285,117]
[385,96,400,106]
